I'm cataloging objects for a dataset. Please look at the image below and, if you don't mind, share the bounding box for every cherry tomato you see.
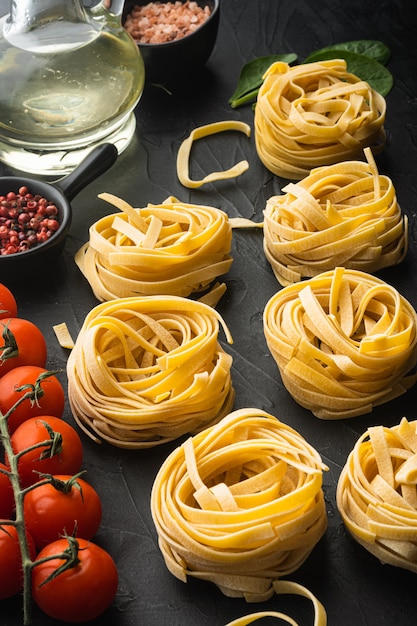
[24,474,102,550]
[0,462,14,519]
[32,537,118,622]
[0,317,47,377]
[0,283,17,320]
[0,365,65,433]
[8,416,83,487]
[0,522,36,599]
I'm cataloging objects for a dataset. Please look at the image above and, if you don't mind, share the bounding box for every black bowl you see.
[123,0,220,83]
[0,144,118,285]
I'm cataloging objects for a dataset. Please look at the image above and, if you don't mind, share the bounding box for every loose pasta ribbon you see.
[177,120,251,188]
[66,295,235,448]
[75,194,233,304]
[263,148,408,286]
[254,59,386,180]
[224,580,327,626]
[337,417,417,573]
[151,408,328,602]
[263,268,417,419]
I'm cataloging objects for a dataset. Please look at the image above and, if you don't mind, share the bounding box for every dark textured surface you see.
[1,1,417,624]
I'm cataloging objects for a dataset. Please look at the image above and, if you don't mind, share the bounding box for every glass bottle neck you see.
[9,0,87,27]
[3,0,99,53]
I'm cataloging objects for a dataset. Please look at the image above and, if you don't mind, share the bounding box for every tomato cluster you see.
[0,283,118,623]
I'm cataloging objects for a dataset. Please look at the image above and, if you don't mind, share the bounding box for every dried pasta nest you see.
[66,295,235,449]
[75,194,233,303]
[263,148,408,286]
[337,418,417,574]
[151,408,328,602]
[254,59,386,180]
[263,267,417,419]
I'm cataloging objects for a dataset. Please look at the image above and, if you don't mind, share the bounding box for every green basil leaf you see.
[229,53,297,108]
[302,49,393,96]
[304,40,391,65]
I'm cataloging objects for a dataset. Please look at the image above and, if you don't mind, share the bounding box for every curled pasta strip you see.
[66,295,235,449]
[337,417,417,574]
[75,194,233,304]
[151,408,328,603]
[263,148,408,286]
[254,60,386,180]
[224,581,327,626]
[176,120,251,188]
[263,268,417,419]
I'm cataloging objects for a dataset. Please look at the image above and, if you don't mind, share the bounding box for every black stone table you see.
[1,1,417,624]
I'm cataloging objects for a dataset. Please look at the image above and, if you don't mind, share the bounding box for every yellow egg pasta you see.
[263,268,417,419]
[224,580,327,626]
[263,148,408,286]
[151,408,328,602]
[337,417,417,573]
[176,120,251,188]
[66,295,235,448]
[254,59,386,180]
[53,322,75,349]
[75,195,233,304]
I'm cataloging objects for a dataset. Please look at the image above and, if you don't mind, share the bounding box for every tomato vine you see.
[0,372,116,624]
[0,374,53,624]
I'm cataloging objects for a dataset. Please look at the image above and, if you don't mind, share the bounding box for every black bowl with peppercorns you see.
[123,0,220,83]
[0,144,118,284]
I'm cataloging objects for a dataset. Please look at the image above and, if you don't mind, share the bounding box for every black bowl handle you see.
[55,143,119,202]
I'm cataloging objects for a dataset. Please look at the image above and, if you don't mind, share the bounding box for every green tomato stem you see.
[0,390,35,625]
[0,371,65,625]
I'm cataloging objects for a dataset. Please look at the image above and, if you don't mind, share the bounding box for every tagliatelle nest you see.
[75,194,233,305]
[254,59,386,180]
[263,148,408,286]
[337,417,417,574]
[263,267,417,419]
[66,295,235,449]
[151,408,328,604]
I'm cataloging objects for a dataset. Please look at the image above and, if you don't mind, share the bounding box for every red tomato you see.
[0,463,14,519]
[9,416,83,487]
[32,537,118,622]
[24,474,102,549]
[0,365,65,433]
[0,283,17,320]
[0,317,47,377]
[0,522,36,599]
